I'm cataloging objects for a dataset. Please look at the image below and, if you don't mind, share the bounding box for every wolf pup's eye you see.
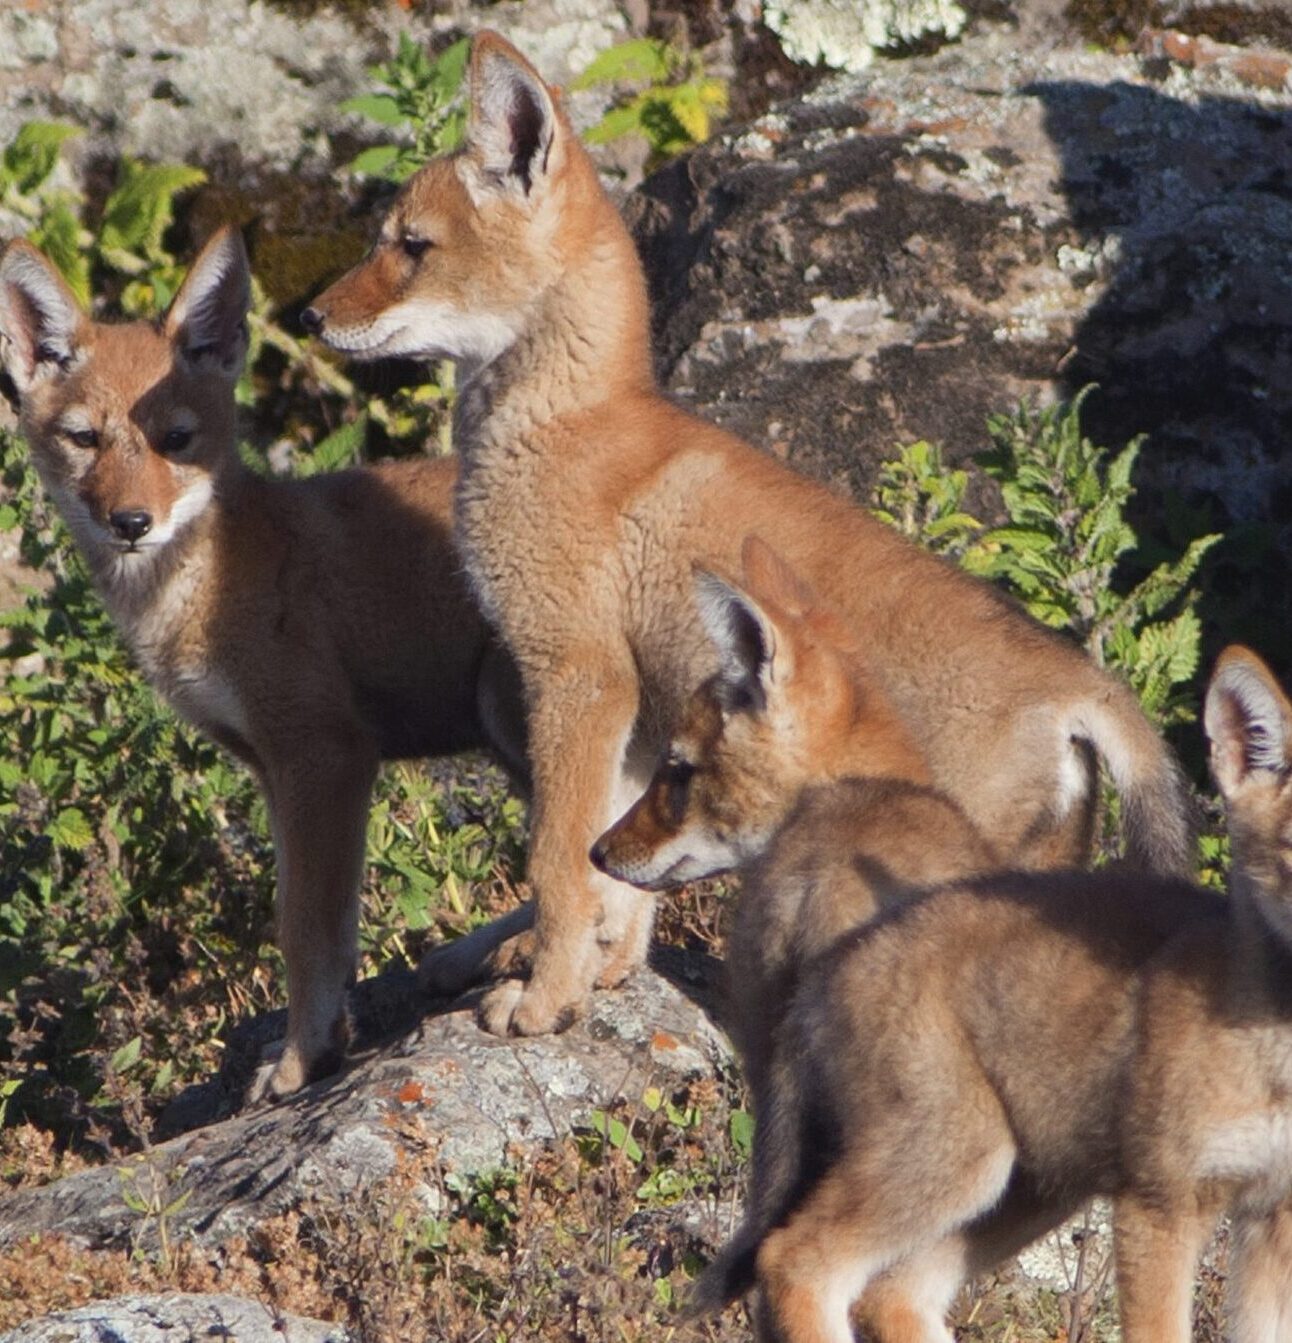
[402,235,433,260]
[160,427,193,455]
[66,427,99,449]
[663,755,696,824]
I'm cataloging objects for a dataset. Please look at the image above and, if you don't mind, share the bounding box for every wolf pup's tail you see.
[1073,685,1197,878]
[683,1228,761,1318]
[685,1046,822,1317]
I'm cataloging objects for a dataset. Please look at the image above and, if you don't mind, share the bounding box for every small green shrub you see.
[574,38,729,168]
[342,35,470,183]
[873,392,1220,729]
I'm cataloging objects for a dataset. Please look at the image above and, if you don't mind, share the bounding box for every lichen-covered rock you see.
[0,0,628,185]
[0,964,725,1253]
[628,24,1292,613]
[764,0,968,72]
[0,1293,352,1343]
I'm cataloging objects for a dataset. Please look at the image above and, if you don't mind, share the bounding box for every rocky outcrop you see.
[0,962,723,1254]
[0,1294,353,1343]
[632,23,1292,530]
[0,0,629,185]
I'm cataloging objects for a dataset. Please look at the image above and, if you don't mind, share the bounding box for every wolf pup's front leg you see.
[478,657,645,1037]
[249,731,378,1100]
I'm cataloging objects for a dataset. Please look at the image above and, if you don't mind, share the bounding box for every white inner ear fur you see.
[694,570,784,697]
[467,51,555,196]
[1206,658,1292,791]
[166,233,250,373]
[0,248,82,387]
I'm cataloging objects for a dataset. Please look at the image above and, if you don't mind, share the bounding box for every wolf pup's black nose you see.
[299,306,324,335]
[109,509,153,544]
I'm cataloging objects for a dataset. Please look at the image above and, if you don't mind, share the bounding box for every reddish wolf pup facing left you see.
[0,228,525,1101]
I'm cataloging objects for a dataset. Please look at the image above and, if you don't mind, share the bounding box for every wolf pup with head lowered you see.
[673,645,1292,1343]
[0,229,525,1100]
[593,536,1000,1094]
[306,30,1195,1038]
[593,540,1012,1338]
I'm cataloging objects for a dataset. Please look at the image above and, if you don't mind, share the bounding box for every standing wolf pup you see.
[306,30,1194,1038]
[0,228,525,1100]
[592,540,1024,1339]
[672,644,1292,1343]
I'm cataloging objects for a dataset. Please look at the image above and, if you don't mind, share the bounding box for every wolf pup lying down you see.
[614,645,1291,1343]
[0,228,525,1100]
[306,30,1195,1040]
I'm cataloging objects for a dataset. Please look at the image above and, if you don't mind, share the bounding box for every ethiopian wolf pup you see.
[0,228,524,1100]
[592,536,1001,1101]
[683,645,1292,1343]
[593,540,1011,1338]
[305,30,1194,1038]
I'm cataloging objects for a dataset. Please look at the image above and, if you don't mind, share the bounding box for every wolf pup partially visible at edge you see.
[305,29,1195,1039]
[0,228,525,1100]
[673,645,1292,1343]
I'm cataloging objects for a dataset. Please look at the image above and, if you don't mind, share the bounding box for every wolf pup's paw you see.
[419,911,536,999]
[246,1040,298,1106]
[478,979,582,1037]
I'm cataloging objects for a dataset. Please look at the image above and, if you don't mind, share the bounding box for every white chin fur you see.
[53,475,213,571]
[615,834,740,890]
[322,300,518,365]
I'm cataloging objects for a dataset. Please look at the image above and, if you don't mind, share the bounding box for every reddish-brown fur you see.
[309,31,1194,1038]
[0,229,524,1099]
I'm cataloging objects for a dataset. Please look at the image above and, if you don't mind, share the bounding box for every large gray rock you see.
[0,0,628,188]
[0,1294,352,1343]
[629,24,1292,560]
[0,964,724,1253]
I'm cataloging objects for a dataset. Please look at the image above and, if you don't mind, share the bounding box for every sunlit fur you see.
[681,645,1292,1343]
[0,230,525,1102]
[310,30,1194,1041]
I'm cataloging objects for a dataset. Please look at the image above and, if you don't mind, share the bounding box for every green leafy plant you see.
[870,439,983,559]
[2,122,90,304]
[574,38,728,166]
[0,119,206,314]
[872,392,1221,728]
[577,1084,742,1210]
[343,34,470,183]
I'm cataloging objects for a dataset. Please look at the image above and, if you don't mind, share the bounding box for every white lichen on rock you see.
[764,0,968,73]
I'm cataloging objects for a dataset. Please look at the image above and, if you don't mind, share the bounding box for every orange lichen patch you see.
[1137,27,1292,92]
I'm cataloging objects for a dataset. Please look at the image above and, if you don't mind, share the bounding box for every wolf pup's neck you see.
[452,189,654,460]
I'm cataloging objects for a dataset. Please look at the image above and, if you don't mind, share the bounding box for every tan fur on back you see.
[700,645,1292,1343]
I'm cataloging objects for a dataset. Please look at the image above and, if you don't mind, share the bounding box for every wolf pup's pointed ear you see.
[0,241,85,395]
[1205,645,1292,798]
[466,31,558,198]
[693,564,795,715]
[164,226,250,376]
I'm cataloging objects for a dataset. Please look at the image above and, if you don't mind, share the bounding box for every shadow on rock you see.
[1030,78,1292,667]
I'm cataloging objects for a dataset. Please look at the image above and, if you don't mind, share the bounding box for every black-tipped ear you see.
[163,226,250,375]
[0,241,85,394]
[466,32,557,195]
[694,568,793,714]
[1205,646,1292,798]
